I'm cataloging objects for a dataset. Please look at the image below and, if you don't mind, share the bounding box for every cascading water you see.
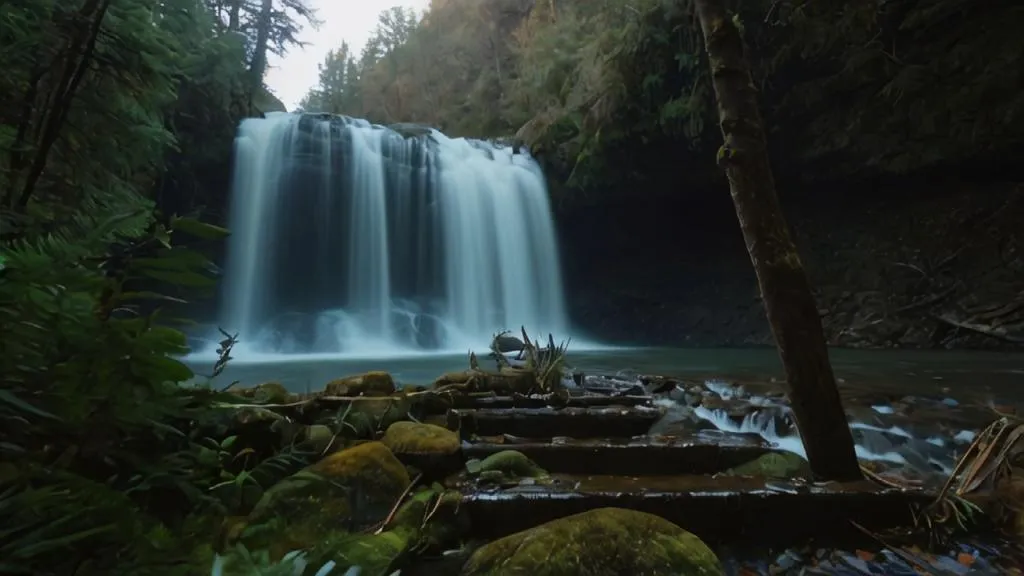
[215,112,570,358]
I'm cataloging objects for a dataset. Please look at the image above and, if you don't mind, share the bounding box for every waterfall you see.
[216,112,570,358]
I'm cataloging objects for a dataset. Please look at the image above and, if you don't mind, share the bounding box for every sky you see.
[264,0,431,110]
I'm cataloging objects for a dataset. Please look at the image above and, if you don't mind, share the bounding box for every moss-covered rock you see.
[299,424,336,454]
[205,405,300,458]
[312,531,410,575]
[724,451,811,479]
[326,371,397,397]
[461,508,724,576]
[477,450,547,478]
[382,421,462,478]
[309,396,413,441]
[383,422,460,456]
[252,382,293,403]
[240,441,410,558]
[305,487,466,573]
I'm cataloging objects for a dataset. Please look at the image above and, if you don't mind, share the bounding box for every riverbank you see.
[186,346,1024,399]
[197,342,1024,575]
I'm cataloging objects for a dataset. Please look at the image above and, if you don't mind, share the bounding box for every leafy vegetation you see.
[301,0,1024,203]
[0,0,317,573]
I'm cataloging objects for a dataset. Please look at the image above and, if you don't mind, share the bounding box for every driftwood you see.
[932,290,1024,344]
[933,313,1024,344]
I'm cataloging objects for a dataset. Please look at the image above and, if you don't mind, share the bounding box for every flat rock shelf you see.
[438,387,934,549]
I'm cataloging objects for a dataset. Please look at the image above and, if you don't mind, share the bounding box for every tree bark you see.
[13,0,113,210]
[246,0,274,113]
[693,0,862,481]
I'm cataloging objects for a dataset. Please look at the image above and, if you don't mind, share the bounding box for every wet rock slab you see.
[461,433,771,476]
[446,394,654,410]
[448,406,662,438]
[456,475,933,547]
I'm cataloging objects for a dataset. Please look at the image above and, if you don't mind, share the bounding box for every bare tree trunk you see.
[12,0,113,210]
[228,0,242,31]
[693,0,862,481]
[247,0,274,113]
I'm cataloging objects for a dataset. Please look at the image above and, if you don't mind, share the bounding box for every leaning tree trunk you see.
[693,0,862,481]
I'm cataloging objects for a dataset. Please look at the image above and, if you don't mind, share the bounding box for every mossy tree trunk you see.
[693,0,862,481]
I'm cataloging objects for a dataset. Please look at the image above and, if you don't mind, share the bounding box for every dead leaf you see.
[855,549,876,562]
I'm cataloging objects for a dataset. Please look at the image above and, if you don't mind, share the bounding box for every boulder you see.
[240,441,410,558]
[725,451,811,479]
[230,381,294,404]
[461,508,724,576]
[325,371,397,397]
[382,421,461,478]
[465,450,547,485]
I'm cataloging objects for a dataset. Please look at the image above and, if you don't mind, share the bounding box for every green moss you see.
[300,424,335,454]
[725,451,810,479]
[229,382,293,404]
[241,442,410,559]
[313,531,410,575]
[478,450,547,479]
[325,371,397,396]
[461,508,724,576]
[382,421,460,456]
[252,382,292,403]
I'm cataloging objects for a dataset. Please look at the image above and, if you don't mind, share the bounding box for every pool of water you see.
[185,346,1024,399]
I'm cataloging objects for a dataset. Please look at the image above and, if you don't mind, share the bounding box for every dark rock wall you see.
[560,179,1023,350]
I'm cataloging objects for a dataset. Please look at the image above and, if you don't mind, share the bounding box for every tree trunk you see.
[12,0,113,210]
[228,0,242,31]
[693,0,862,482]
[247,0,274,112]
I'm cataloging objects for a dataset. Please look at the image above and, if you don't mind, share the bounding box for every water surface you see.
[188,347,1024,399]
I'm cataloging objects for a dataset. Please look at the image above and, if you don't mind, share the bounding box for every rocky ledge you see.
[204,340,1024,575]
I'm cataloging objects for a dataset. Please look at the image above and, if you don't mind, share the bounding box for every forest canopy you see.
[301,0,1024,201]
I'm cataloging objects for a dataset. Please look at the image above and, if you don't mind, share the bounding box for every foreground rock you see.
[231,381,294,403]
[241,441,410,557]
[326,371,396,396]
[724,451,811,479]
[382,421,461,477]
[460,507,724,576]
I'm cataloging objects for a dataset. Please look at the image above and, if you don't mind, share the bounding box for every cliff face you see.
[541,0,1024,350]
[560,180,1024,349]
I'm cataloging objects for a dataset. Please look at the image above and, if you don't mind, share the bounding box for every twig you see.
[374,472,423,535]
[932,247,964,272]
[894,284,958,314]
[890,261,927,276]
[849,522,944,575]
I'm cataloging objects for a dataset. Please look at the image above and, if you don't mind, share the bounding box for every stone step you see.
[447,394,654,410]
[455,474,933,547]
[462,433,770,475]
[447,406,663,439]
[282,393,654,422]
